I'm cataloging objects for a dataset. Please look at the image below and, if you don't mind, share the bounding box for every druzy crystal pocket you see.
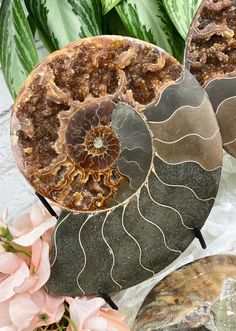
[11,36,222,296]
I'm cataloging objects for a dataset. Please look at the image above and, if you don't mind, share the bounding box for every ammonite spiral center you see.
[65,102,121,172]
[93,136,106,150]
[83,126,120,168]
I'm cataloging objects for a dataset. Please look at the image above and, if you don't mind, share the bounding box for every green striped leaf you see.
[163,0,202,39]
[27,14,36,37]
[0,0,39,99]
[116,0,184,59]
[102,0,122,15]
[25,0,102,51]
[102,8,127,35]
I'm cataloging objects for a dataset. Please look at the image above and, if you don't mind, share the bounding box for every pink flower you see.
[67,297,130,331]
[0,210,23,303]
[0,251,29,302]
[11,203,59,248]
[0,289,64,331]
[15,239,50,294]
[0,203,59,301]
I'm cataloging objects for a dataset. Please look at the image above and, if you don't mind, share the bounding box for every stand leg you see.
[35,192,58,219]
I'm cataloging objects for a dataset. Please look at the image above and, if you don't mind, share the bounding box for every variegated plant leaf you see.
[102,8,127,35]
[102,0,122,15]
[0,0,39,99]
[27,14,36,37]
[163,0,202,39]
[24,0,102,51]
[115,0,183,59]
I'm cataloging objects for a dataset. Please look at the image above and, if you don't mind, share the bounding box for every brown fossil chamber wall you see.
[185,0,236,157]
[134,255,236,331]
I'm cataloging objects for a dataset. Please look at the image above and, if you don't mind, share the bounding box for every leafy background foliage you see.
[0,0,38,98]
[0,0,202,99]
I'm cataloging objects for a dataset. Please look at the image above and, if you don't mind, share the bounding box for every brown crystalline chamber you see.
[11,36,182,212]
[185,0,236,85]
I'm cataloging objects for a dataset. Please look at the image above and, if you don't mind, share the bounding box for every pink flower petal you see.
[44,293,65,317]
[0,245,5,254]
[0,253,22,274]
[31,288,46,310]
[29,289,64,328]
[65,297,74,305]
[9,214,32,238]
[0,263,29,302]
[29,241,50,293]
[13,218,57,247]
[99,308,124,322]
[0,209,8,228]
[42,228,55,248]
[84,316,108,330]
[37,202,61,220]
[0,299,11,326]
[15,275,37,294]
[30,204,45,227]
[31,240,42,269]
[98,310,130,331]
[44,295,65,325]
[69,298,105,330]
[9,293,40,329]
[0,327,16,331]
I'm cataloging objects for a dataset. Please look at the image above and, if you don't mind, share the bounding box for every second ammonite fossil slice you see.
[134,255,236,331]
[185,0,236,157]
[11,36,222,296]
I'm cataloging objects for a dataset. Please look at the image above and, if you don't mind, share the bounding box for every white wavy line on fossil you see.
[154,70,185,108]
[205,75,236,89]
[152,168,215,202]
[191,24,222,38]
[119,146,149,153]
[118,157,145,173]
[50,211,72,268]
[136,195,182,254]
[153,129,219,145]
[224,136,236,146]
[148,94,208,125]
[101,212,122,289]
[154,151,222,173]
[76,214,94,295]
[215,95,236,115]
[185,57,197,66]
[145,183,193,230]
[121,204,154,275]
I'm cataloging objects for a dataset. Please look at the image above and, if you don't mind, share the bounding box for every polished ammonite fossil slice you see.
[11,36,182,212]
[11,36,222,296]
[134,255,236,331]
[185,0,236,157]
